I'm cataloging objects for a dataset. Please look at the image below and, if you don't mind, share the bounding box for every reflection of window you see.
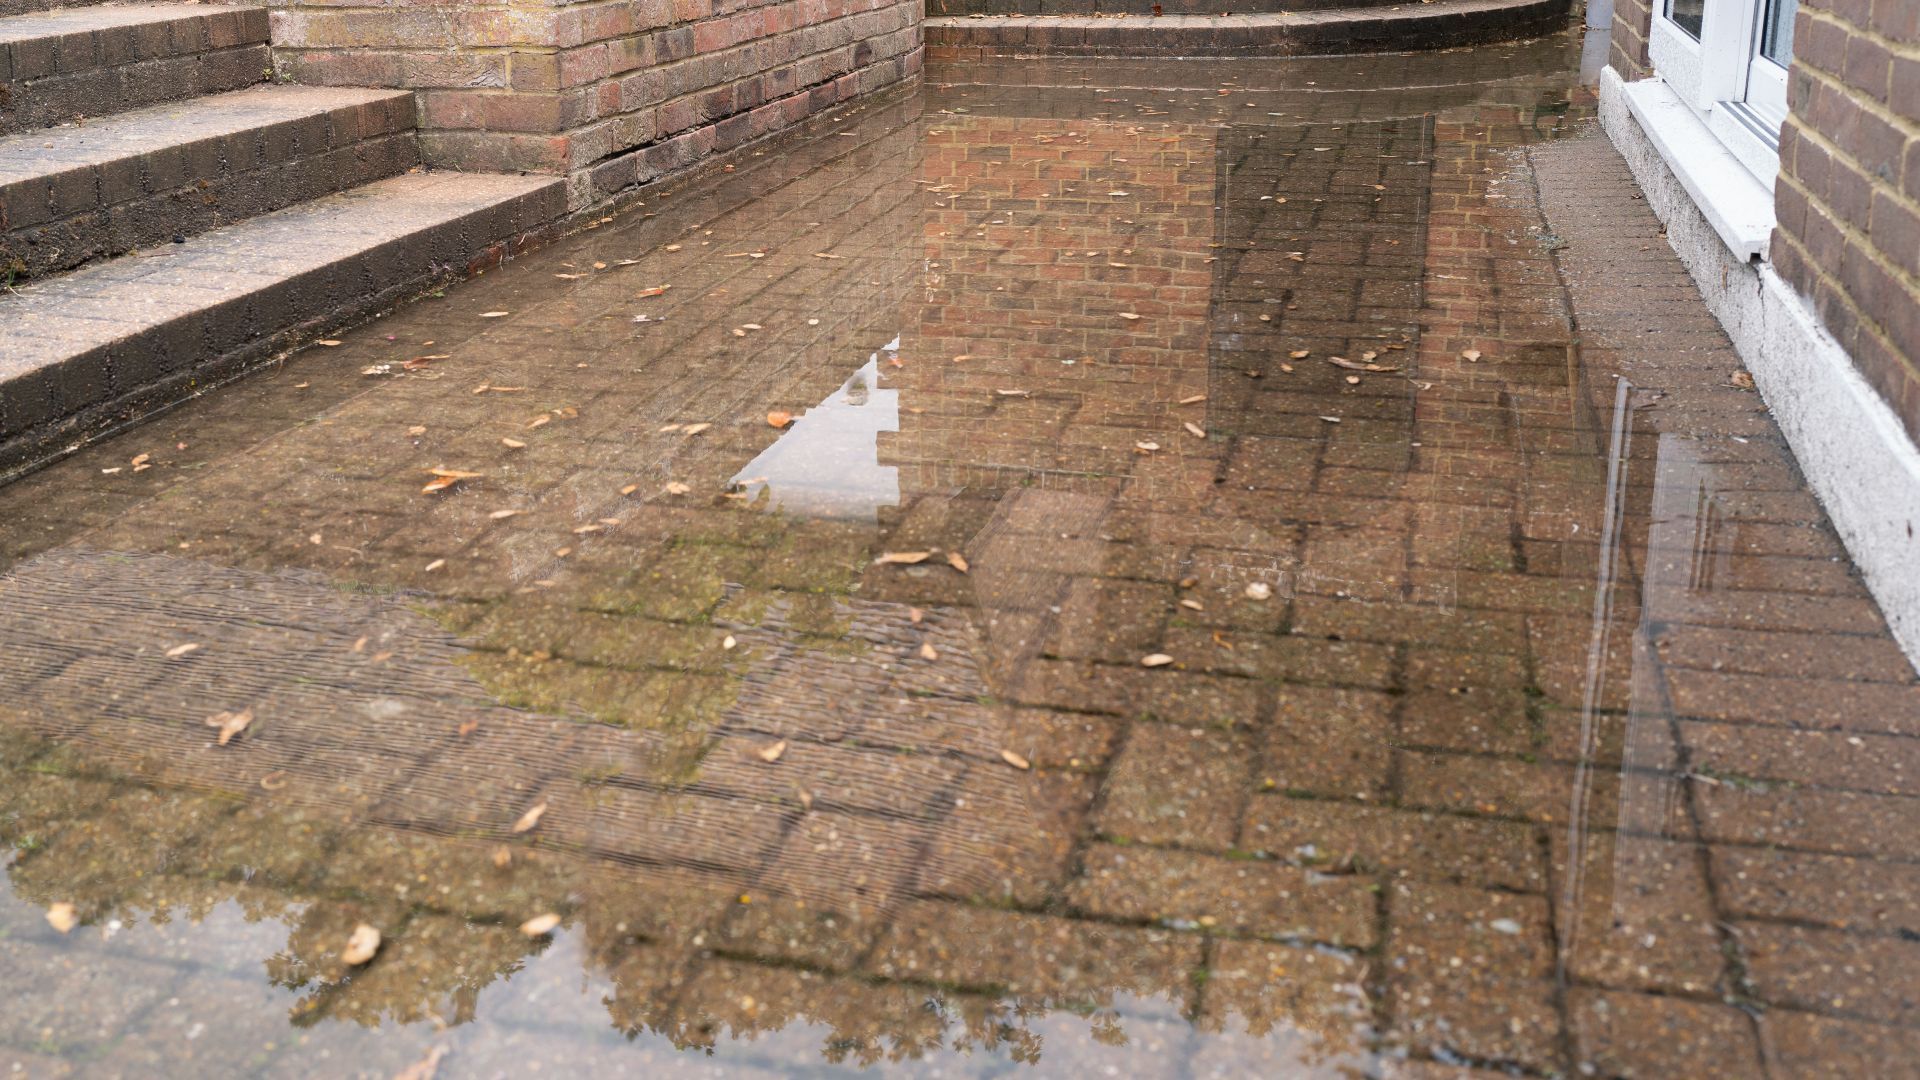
[1667,0,1704,39]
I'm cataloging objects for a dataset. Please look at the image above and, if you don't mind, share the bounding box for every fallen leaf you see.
[1289,350,1310,359]
[512,802,547,834]
[1462,349,1483,362]
[682,423,712,436]
[526,415,551,430]
[1328,356,1399,372]
[1245,582,1273,600]
[909,607,924,624]
[1318,416,1342,423]
[259,770,289,790]
[316,340,343,347]
[205,708,253,746]
[423,558,446,572]
[758,740,788,763]
[1135,441,1160,453]
[164,643,201,659]
[1183,422,1207,438]
[1730,370,1755,390]
[342,923,381,965]
[946,551,969,573]
[46,902,78,933]
[1118,312,1143,321]
[492,846,512,868]
[393,1046,449,1080]
[767,410,793,428]
[488,509,523,520]
[479,311,510,318]
[457,719,479,736]
[501,437,527,449]
[1179,394,1207,405]
[999,749,1031,770]
[1180,598,1204,611]
[918,642,939,661]
[875,551,932,565]
[1140,653,1174,667]
[722,634,737,650]
[664,482,691,495]
[621,483,640,496]
[636,286,671,298]
[571,523,602,535]
[519,913,562,937]
[995,389,1031,397]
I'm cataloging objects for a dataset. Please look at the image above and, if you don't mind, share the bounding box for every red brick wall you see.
[1771,0,1920,440]
[1608,0,1655,78]
[269,0,923,208]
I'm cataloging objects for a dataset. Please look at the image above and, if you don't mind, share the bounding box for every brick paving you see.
[0,34,1917,1079]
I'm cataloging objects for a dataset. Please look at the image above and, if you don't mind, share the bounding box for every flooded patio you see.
[1,30,1916,1079]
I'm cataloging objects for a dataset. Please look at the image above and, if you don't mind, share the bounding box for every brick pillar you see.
[270,0,924,207]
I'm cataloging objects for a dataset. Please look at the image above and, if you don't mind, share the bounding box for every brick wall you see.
[1771,0,1920,440]
[269,0,923,209]
[1609,0,1920,442]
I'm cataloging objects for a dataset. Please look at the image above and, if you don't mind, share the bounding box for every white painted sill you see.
[1619,76,1776,262]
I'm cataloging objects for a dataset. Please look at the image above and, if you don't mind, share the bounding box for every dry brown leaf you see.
[1245,582,1274,600]
[682,422,712,436]
[407,425,428,436]
[722,634,737,650]
[501,437,527,449]
[1135,441,1160,453]
[995,389,1031,397]
[999,749,1031,770]
[875,551,932,565]
[572,523,603,535]
[316,340,343,347]
[1118,312,1143,321]
[342,923,381,965]
[526,415,551,430]
[664,482,691,495]
[1730,370,1755,390]
[1140,653,1175,667]
[767,410,793,428]
[620,483,640,496]
[636,286,671,298]
[918,642,939,661]
[1328,356,1399,372]
[424,559,446,572]
[757,740,788,763]
[1183,422,1207,439]
[205,708,253,746]
[1462,349,1483,362]
[164,643,200,659]
[946,551,970,573]
[909,607,924,624]
[393,1046,449,1080]
[46,902,78,934]
[479,311,509,318]
[512,802,547,834]
[1289,349,1310,359]
[489,509,522,520]
[457,719,479,737]
[519,913,562,937]
[1179,394,1207,405]
[492,846,512,868]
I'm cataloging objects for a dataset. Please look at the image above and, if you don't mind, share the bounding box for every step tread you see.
[0,84,411,182]
[0,2,260,43]
[0,170,559,368]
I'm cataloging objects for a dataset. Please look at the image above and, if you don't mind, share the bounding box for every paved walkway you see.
[1,33,1915,1079]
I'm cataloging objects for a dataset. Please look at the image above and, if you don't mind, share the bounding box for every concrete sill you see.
[1619,76,1775,262]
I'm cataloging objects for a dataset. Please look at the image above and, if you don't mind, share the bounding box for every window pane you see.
[1668,0,1704,38]
[1761,0,1797,66]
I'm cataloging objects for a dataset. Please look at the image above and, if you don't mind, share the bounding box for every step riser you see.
[0,7,269,133]
[0,175,565,478]
[925,0,1571,54]
[2,94,418,281]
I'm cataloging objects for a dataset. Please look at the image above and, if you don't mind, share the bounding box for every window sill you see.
[1620,76,1776,261]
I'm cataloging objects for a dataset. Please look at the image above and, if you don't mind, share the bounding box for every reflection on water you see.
[1,32,1916,1080]
[731,352,901,521]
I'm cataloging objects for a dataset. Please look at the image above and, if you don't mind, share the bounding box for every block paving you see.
[0,32,1916,1079]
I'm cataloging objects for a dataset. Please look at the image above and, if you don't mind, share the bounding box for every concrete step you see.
[0,4,269,134]
[924,0,1571,55]
[0,169,565,476]
[1,0,123,20]
[0,83,418,281]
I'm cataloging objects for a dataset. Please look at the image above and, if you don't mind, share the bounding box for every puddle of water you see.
[1,30,1916,1080]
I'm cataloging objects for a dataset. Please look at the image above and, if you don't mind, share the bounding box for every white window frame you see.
[1648,0,1789,190]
